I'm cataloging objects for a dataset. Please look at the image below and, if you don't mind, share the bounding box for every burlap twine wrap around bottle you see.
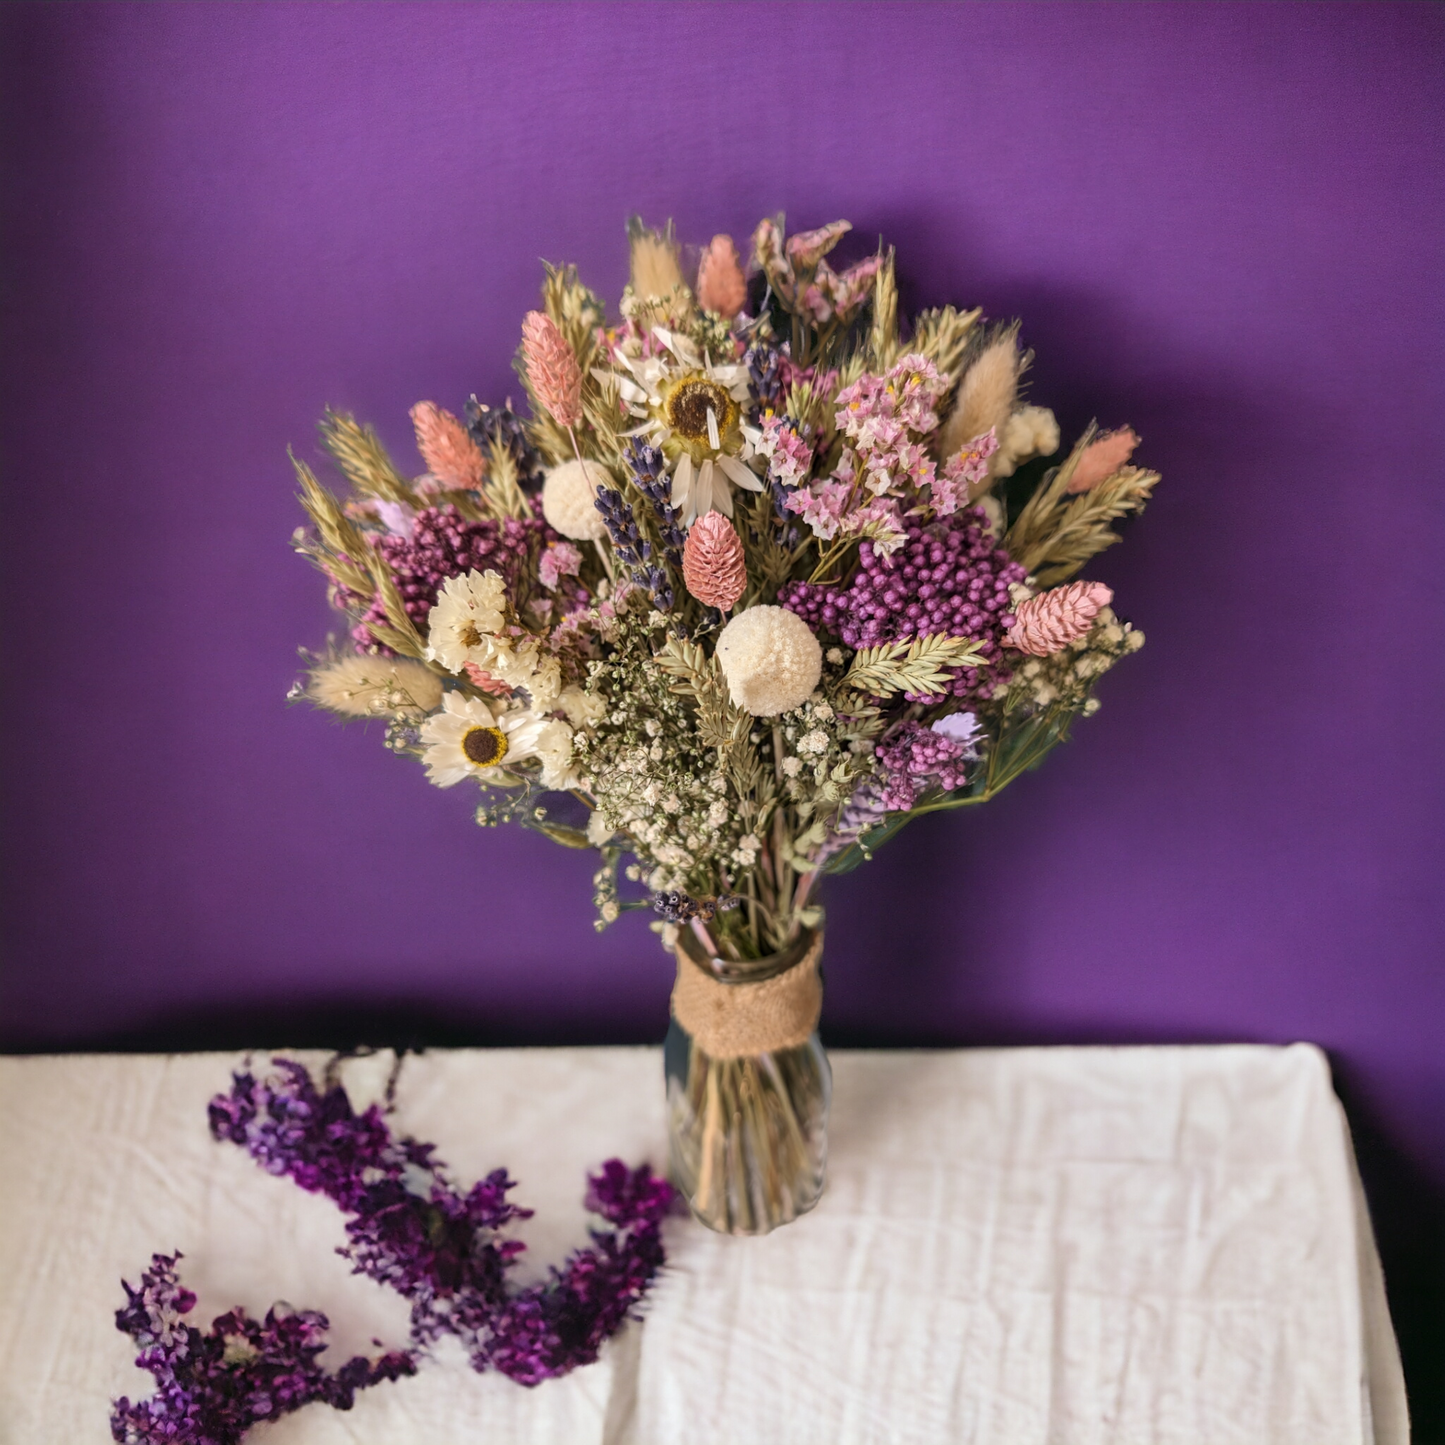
[670,927,823,1060]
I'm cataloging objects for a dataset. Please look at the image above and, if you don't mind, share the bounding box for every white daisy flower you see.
[605,326,764,526]
[419,692,574,790]
[425,570,508,673]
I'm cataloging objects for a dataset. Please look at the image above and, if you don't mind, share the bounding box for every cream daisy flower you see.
[607,327,763,525]
[419,692,574,790]
[425,570,508,673]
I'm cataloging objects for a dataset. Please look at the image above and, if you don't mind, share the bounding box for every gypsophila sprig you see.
[292,213,1157,959]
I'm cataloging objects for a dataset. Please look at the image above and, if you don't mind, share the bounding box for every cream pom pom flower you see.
[425,569,508,673]
[419,691,574,789]
[716,605,823,717]
[541,458,613,541]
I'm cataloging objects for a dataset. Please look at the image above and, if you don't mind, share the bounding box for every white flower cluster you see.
[1008,606,1145,714]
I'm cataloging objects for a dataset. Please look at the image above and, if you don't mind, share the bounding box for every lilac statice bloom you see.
[110,1252,414,1445]
[209,1060,676,1385]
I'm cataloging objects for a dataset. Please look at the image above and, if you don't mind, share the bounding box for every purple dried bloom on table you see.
[208,1060,675,1387]
[780,509,1026,702]
[110,1252,414,1445]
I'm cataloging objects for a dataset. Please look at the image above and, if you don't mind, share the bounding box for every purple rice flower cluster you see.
[872,716,981,810]
[780,510,1027,702]
[342,505,549,652]
[207,1060,675,1384]
[110,1251,414,1445]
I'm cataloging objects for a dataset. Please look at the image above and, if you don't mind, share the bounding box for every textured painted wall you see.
[3,0,1441,1188]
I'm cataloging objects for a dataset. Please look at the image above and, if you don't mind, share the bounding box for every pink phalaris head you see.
[696,235,747,319]
[521,311,582,428]
[1006,581,1114,656]
[410,402,486,491]
[682,511,748,612]
[1067,427,1140,494]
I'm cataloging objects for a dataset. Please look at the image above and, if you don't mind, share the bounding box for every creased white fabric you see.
[0,1045,1406,1444]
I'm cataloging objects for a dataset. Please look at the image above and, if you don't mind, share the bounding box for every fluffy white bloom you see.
[485,639,563,710]
[419,691,573,789]
[541,458,613,541]
[716,605,823,717]
[556,685,606,729]
[992,405,1060,479]
[425,570,508,673]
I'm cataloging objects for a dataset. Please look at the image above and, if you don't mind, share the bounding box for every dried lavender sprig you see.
[110,1251,414,1445]
[651,890,741,923]
[745,340,785,410]
[209,1059,676,1383]
[626,440,686,568]
[594,473,674,612]
[465,397,545,491]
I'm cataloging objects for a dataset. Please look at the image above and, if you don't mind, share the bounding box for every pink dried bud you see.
[521,311,582,428]
[697,235,747,318]
[410,402,486,490]
[786,219,851,270]
[1006,581,1113,655]
[462,661,513,696]
[682,511,748,612]
[1067,427,1140,494]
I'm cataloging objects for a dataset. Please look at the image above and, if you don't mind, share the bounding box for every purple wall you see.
[3,0,1442,1185]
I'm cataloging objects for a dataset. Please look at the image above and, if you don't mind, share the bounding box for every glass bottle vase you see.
[663,925,831,1235]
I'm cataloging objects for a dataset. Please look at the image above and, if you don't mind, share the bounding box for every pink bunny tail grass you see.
[1067,427,1140,494]
[521,311,582,428]
[410,402,486,490]
[696,235,747,318]
[682,511,747,611]
[1006,581,1113,656]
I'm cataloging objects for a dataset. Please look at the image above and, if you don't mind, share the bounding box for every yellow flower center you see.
[461,725,508,767]
[664,374,736,448]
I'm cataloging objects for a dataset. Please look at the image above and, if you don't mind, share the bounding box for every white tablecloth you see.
[0,1045,1408,1444]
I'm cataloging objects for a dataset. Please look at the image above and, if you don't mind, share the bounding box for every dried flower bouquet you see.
[293,215,1157,1230]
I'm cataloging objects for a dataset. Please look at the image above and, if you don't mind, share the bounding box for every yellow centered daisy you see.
[461,725,508,767]
[662,373,739,461]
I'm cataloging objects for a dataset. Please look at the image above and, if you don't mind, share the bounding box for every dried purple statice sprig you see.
[208,1059,675,1384]
[110,1251,414,1445]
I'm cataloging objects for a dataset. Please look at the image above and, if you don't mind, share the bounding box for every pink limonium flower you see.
[929,429,1000,515]
[785,477,852,540]
[521,312,582,428]
[538,541,583,591]
[1067,427,1139,493]
[759,415,814,489]
[696,235,747,318]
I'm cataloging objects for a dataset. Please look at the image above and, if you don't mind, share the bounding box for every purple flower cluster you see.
[110,1251,414,1445]
[206,1060,674,1383]
[342,504,549,652]
[780,509,1026,701]
[872,717,980,810]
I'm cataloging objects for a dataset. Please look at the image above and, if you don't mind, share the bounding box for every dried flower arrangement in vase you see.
[292,215,1157,1235]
